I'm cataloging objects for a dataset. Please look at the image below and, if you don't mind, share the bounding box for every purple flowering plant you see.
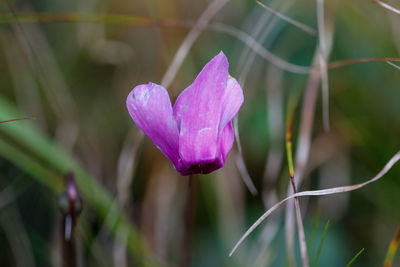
[126,52,244,175]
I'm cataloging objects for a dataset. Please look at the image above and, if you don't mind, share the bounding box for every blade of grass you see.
[317,0,331,131]
[284,77,308,267]
[372,0,400,15]
[5,7,80,152]
[0,97,158,266]
[387,61,400,70]
[0,33,48,130]
[383,224,400,267]
[212,22,310,74]
[308,212,320,261]
[246,66,285,266]
[286,101,310,267]
[286,13,335,260]
[312,220,330,267]
[346,248,365,267]
[255,0,316,35]
[286,110,295,182]
[229,150,400,256]
[160,0,229,88]
[285,56,321,267]
[236,0,294,88]
[234,117,258,196]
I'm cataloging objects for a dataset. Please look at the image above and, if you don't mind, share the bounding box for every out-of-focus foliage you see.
[0,0,399,266]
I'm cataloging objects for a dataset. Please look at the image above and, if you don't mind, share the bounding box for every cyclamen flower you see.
[126,52,243,175]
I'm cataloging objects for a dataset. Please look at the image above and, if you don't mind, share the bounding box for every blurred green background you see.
[0,0,400,266]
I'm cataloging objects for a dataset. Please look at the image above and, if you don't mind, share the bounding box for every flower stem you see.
[62,214,76,267]
[58,172,82,267]
[180,174,196,267]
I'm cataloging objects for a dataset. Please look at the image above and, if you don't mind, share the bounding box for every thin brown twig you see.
[0,12,160,25]
[291,182,309,267]
[0,117,33,124]
[11,12,400,73]
[3,12,400,72]
[328,57,400,69]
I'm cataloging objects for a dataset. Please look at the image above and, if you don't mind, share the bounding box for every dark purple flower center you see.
[185,160,222,175]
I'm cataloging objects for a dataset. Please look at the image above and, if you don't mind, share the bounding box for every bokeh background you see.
[0,0,400,266]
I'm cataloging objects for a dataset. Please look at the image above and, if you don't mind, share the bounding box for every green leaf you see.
[312,220,330,267]
[346,248,365,267]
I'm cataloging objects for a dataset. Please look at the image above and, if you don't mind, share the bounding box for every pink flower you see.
[126,52,244,175]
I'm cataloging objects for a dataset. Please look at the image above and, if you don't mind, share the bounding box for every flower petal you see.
[213,77,243,166]
[173,51,229,165]
[219,121,235,162]
[219,77,244,131]
[183,122,234,175]
[126,83,180,167]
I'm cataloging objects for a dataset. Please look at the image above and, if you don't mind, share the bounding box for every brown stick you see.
[0,117,33,124]
[328,57,400,69]
[59,172,81,267]
[62,214,76,267]
[180,175,196,267]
